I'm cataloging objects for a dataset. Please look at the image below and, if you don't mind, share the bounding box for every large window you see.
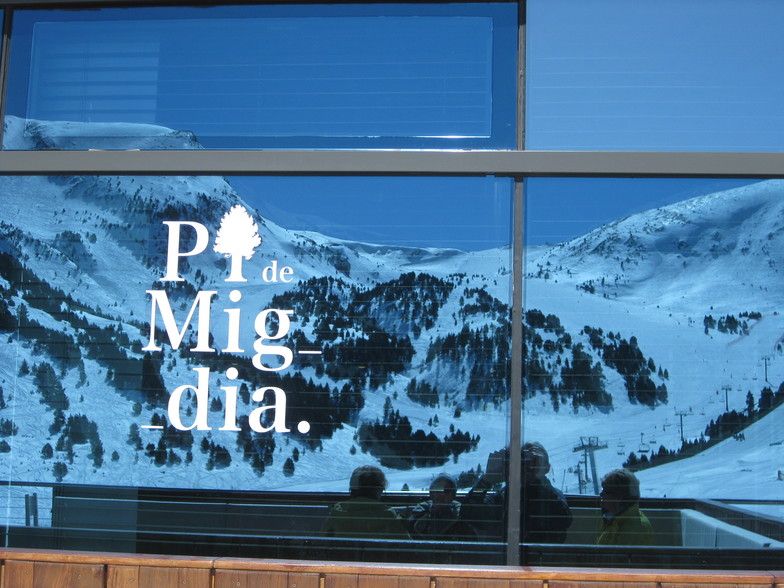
[1,0,784,571]
[0,170,513,563]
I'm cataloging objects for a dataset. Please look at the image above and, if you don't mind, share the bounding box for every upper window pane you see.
[527,0,784,151]
[5,3,517,150]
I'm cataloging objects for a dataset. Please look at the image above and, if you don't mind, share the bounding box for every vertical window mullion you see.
[504,0,526,566]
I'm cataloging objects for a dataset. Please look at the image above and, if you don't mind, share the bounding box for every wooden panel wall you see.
[213,569,320,588]
[0,549,781,588]
[4,560,104,588]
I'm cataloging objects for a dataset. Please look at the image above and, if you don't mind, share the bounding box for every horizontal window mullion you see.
[2,150,784,178]
[3,0,517,7]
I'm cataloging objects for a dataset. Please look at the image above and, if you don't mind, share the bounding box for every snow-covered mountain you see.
[523,183,784,500]
[1,116,782,514]
[530,180,784,313]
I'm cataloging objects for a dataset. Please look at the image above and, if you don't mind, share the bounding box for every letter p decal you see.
[162,221,210,282]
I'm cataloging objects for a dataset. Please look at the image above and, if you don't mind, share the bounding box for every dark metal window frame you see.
[2,0,784,568]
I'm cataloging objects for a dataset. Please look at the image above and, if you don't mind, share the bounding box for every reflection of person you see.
[321,465,411,539]
[462,442,572,543]
[407,474,477,540]
[596,468,654,546]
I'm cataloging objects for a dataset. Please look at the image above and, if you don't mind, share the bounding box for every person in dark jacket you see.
[461,442,572,543]
[596,468,654,546]
[321,465,411,539]
[406,474,477,540]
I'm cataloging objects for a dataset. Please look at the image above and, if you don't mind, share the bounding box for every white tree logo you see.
[213,205,262,282]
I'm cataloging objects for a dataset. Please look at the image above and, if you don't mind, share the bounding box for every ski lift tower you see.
[573,436,607,495]
[761,355,772,383]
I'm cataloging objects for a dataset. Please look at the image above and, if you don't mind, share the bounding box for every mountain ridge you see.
[529,179,784,314]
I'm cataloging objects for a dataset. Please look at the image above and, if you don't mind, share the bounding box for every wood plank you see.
[0,549,213,569]
[533,569,776,586]
[213,568,320,588]
[325,574,358,588]
[435,579,542,588]
[3,561,34,588]
[661,584,773,588]
[30,562,104,588]
[106,565,140,588]
[136,565,211,588]
[397,577,434,588]
[214,569,252,588]
[3,561,104,588]
[550,582,657,588]
[288,571,322,588]
[356,574,430,588]
[214,569,288,588]
[340,574,439,588]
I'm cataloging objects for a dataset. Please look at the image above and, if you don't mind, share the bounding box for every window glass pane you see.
[4,3,517,150]
[524,177,784,566]
[0,120,513,561]
[527,0,784,151]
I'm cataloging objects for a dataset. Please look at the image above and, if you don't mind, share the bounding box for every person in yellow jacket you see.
[321,465,411,540]
[596,468,654,546]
